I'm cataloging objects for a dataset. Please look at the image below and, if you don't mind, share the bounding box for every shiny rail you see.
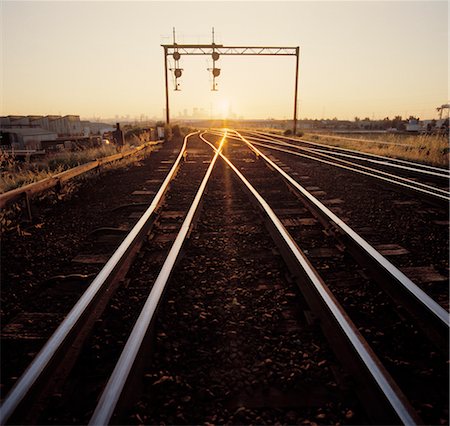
[88,131,227,425]
[212,129,449,348]
[200,132,421,425]
[211,130,450,205]
[250,138,449,198]
[247,130,450,176]
[305,146,450,180]
[242,130,450,185]
[0,132,198,425]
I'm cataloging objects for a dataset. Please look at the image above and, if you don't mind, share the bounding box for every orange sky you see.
[1,1,448,120]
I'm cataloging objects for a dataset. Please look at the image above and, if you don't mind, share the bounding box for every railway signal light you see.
[170,30,183,91]
[162,27,300,134]
[168,66,183,90]
[207,67,220,91]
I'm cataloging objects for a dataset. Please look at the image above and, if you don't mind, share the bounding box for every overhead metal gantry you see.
[162,45,298,56]
[161,29,301,134]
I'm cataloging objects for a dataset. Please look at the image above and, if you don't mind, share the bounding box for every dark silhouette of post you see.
[112,122,125,152]
[293,47,300,135]
[164,47,170,125]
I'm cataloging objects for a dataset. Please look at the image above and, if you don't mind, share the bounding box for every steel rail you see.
[244,131,450,186]
[242,129,412,147]
[242,134,450,197]
[0,132,198,425]
[280,133,415,148]
[309,134,414,147]
[210,130,449,197]
[88,131,227,426]
[199,133,421,426]
[214,130,450,204]
[248,129,450,175]
[220,129,449,346]
[241,130,450,182]
[242,130,449,180]
[253,141,450,203]
[247,130,450,175]
[305,146,450,180]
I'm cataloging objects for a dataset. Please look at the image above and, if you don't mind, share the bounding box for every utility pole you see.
[164,46,169,125]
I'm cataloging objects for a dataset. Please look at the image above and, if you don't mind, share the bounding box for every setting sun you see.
[217,98,231,118]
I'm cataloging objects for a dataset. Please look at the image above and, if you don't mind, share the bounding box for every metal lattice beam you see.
[161,44,298,56]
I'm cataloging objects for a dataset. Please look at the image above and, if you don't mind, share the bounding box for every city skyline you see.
[1,1,448,121]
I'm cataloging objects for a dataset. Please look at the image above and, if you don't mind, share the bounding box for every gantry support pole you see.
[164,47,170,125]
[293,46,300,135]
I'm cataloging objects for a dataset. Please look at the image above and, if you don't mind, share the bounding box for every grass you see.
[0,144,138,194]
[302,133,449,167]
[46,145,118,170]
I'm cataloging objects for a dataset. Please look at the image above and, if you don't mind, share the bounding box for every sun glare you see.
[218,99,230,118]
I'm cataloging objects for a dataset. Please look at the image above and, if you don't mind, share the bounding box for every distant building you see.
[28,115,50,130]
[8,116,30,127]
[0,114,118,150]
[0,127,57,149]
[47,115,83,136]
[1,115,87,137]
[0,115,81,136]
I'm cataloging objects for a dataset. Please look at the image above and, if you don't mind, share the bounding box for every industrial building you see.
[0,127,58,150]
[0,115,114,150]
[1,115,83,136]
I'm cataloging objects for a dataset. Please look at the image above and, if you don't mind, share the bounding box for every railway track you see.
[0,131,211,423]
[216,130,448,331]
[245,130,450,182]
[231,130,450,208]
[220,129,449,310]
[1,129,448,425]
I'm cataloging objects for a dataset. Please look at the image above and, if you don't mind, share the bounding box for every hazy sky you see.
[1,1,448,120]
